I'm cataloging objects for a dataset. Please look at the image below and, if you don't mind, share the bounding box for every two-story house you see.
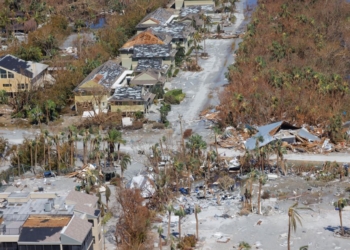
[73,60,132,113]
[0,54,48,96]
[135,8,175,33]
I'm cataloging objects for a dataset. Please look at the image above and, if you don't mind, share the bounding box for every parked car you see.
[43,171,56,178]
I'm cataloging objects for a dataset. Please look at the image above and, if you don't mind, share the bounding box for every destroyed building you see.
[245,121,321,150]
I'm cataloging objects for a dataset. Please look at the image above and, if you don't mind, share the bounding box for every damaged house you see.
[245,121,321,150]
[135,8,175,33]
[108,86,155,114]
[73,60,132,113]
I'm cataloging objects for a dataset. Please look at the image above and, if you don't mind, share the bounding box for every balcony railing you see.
[0,226,22,235]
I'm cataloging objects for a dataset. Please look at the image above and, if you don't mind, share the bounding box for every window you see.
[93,236,96,244]
[8,72,14,78]
[96,216,99,224]
[88,219,94,226]
[3,84,11,87]
[98,233,101,241]
[25,84,28,89]
[0,69,7,78]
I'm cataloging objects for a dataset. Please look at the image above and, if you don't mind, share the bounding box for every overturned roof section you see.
[133,44,176,58]
[73,60,126,92]
[245,121,320,150]
[0,54,48,78]
[150,22,194,39]
[136,8,174,29]
[121,31,165,50]
[126,175,155,198]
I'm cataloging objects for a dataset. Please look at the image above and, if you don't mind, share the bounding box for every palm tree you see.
[157,226,163,250]
[257,174,267,214]
[193,32,202,65]
[194,204,201,240]
[174,160,184,195]
[186,134,207,157]
[68,126,78,169]
[200,13,212,53]
[120,153,131,183]
[247,169,259,211]
[105,185,111,209]
[52,133,64,175]
[175,206,186,242]
[287,203,312,250]
[166,202,174,240]
[104,128,125,163]
[334,198,348,236]
[79,129,91,165]
[273,140,287,175]
[212,126,221,162]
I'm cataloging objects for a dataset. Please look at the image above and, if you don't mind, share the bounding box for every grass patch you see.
[102,211,113,225]
[164,89,185,104]
[173,68,180,77]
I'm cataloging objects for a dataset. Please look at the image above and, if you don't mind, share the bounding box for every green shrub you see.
[173,68,180,77]
[164,89,185,104]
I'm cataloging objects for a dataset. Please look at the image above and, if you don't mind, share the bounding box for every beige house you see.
[0,54,48,96]
[73,60,131,113]
[130,69,166,89]
[66,191,102,250]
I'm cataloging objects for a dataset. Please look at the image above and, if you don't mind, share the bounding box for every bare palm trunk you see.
[83,141,87,165]
[43,141,46,168]
[30,145,33,167]
[35,142,37,167]
[17,150,20,176]
[288,217,291,250]
[339,209,344,235]
[178,218,182,242]
[168,211,171,240]
[56,143,61,175]
[258,181,262,214]
[48,145,51,171]
[159,235,162,250]
[195,211,199,240]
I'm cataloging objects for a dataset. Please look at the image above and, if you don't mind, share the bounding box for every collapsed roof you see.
[133,44,176,58]
[245,121,320,150]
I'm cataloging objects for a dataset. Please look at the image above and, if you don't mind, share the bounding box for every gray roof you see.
[136,8,173,29]
[150,22,194,39]
[245,121,320,150]
[180,5,214,17]
[0,54,48,78]
[133,44,176,58]
[109,87,144,102]
[66,191,98,207]
[135,59,169,73]
[74,60,126,92]
[61,215,92,243]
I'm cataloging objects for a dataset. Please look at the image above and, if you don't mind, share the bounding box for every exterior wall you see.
[74,95,108,113]
[175,0,184,9]
[0,235,19,242]
[7,196,30,203]
[110,105,144,113]
[0,67,32,94]
[0,192,11,199]
[91,217,102,250]
[184,0,215,7]
[120,53,133,69]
